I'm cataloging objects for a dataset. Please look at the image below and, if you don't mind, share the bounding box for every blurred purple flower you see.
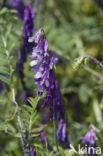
[81,125,99,145]
[23,3,35,42]
[94,0,103,10]
[57,119,70,149]
[42,111,48,124]
[10,0,25,20]
[30,29,65,121]
[81,124,100,156]
[39,131,47,144]
[22,89,32,104]
[18,1,35,93]
[0,81,3,93]
[30,147,36,156]
[34,125,47,144]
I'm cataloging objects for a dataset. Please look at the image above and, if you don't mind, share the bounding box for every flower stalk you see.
[12,88,30,156]
[53,114,58,151]
[3,37,30,156]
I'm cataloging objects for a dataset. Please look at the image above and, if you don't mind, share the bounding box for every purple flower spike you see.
[29,28,43,43]
[57,120,70,149]
[10,0,25,20]
[23,3,35,40]
[81,124,99,145]
[18,1,35,93]
[30,29,66,121]
[81,124,100,156]
[30,147,36,156]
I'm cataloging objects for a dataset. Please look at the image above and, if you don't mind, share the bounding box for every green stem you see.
[3,37,30,156]
[53,116,58,151]
[46,142,49,156]
[2,36,30,156]
[12,88,30,156]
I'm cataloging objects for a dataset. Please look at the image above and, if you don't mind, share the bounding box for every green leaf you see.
[0,123,7,131]
[14,133,22,138]
[31,128,41,133]
[100,99,103,109]
[28,96,40,112]
[0,67,9,74]
[65,151,75,156]
[84,56,103,70]
[0,57,7,65]
[0,8,8,15]
[31,112,39,127]
[8,43,16,52]
[93,99,102,123]
[0,75,9,84]
[33,143,43,149]
[31,133,40,137]
[23,105,32,113]
[31,111,37,121]
[73,56,84,70]
[0,122,15,133]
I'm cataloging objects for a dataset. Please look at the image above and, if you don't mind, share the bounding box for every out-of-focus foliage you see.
[1,0,103,155]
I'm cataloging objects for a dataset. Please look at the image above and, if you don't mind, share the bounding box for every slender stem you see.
[12,88,30,156]
[2,36,30,156]
[46,142,49,156]
[53,116,58,151]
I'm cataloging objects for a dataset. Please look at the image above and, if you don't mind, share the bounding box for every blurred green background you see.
[1,0,103,155]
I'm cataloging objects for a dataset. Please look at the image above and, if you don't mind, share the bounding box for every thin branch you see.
[2,37,30,156]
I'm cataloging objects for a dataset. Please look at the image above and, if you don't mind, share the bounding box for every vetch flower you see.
[30,29,65,121]
[34,125,47,144]
[10,0,25,20]
[23,2,35,43]
[18,1,35,91]
[81,124,100,156]
[81,124,99,145]
[56,119,70,149]
[39,131,47,144]
[30,147,36,156]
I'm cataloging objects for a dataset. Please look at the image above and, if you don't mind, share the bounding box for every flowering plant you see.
[0,0,103,156]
